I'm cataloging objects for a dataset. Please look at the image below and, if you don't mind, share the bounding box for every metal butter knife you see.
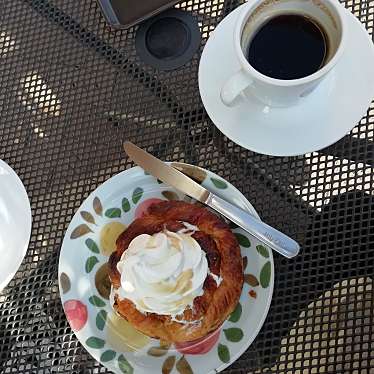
[124,141,300,258]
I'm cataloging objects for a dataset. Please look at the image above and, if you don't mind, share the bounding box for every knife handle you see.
[207,194,300,258]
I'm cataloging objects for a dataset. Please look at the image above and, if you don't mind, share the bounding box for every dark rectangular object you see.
[97,0,181,29]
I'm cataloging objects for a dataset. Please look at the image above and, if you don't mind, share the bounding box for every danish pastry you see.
[108,201,243,343]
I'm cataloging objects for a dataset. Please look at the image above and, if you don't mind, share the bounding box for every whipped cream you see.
[116,223,208,317]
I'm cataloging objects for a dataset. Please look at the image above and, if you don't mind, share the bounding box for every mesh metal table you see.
[0,0,373,373]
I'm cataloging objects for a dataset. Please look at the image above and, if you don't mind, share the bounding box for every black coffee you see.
[247,14,328,80]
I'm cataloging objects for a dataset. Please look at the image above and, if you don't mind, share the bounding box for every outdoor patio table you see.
[0,0,373,373]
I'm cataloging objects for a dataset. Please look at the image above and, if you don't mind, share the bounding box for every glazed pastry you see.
[108,201,243,343]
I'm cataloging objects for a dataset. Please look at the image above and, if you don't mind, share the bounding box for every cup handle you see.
[220,69,254,107]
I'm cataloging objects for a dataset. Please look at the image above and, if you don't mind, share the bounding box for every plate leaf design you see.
[118,354,134,374]
[93,197,103,216]
[71,224,93,239]
[85,256,99,273]
[162,356,176,374]
[85,238,99,254]
[260,261,271,288]
[256,245,269,258]
[228,302,242,323]
[235,233,251,248]
[60,272,71,294]
[132,187,144,204]
[218,344,230,363]
[101,350,116,362]
[81,211,96,225]
[223,328,244,342]
[86,336,105,349]
[244,274,259,287]
[89,295,106,308]
[96,310,107,331]
[176,356,193,374]
[211,178,228,189]
[105,208,121,218]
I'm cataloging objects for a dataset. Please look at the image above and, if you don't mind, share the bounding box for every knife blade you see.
[124,141,300,258]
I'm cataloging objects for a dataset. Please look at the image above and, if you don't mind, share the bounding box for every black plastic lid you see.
[136,9,201,71]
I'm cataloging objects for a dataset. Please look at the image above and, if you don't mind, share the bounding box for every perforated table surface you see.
[0,0,373,373]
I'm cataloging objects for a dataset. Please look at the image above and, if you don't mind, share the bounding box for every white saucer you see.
[0,160,32,291]
[199,4,374,156]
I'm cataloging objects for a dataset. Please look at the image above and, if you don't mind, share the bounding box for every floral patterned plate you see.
[58,163,274,374]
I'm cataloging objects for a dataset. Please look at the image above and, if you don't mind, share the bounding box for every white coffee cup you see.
[221,0,347,108]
